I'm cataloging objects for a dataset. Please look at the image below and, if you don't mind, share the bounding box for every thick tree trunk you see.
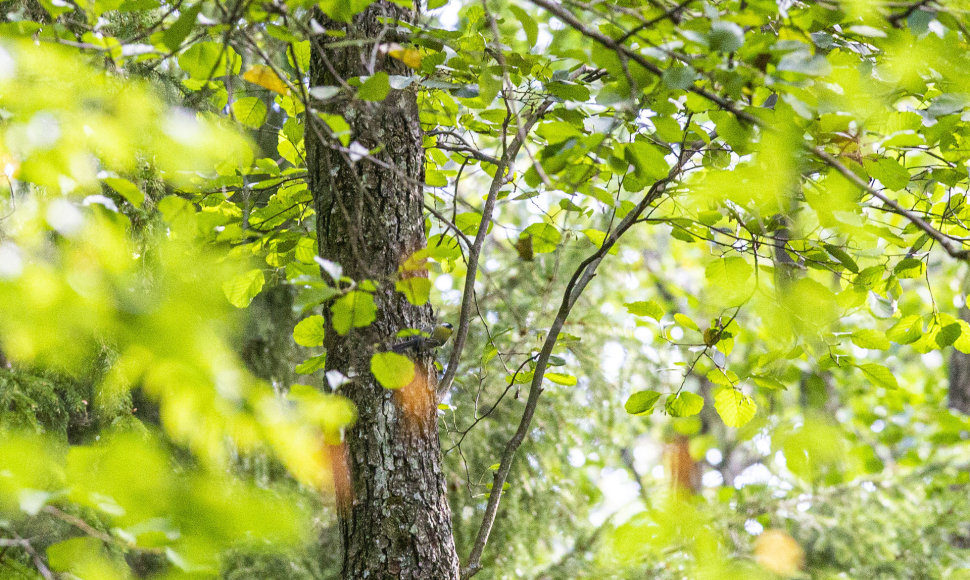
[306,3,460,578]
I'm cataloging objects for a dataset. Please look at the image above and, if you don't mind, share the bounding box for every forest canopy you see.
[2,0,970,578]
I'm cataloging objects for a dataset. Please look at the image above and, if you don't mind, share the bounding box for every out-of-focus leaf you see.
[850,329,890,350]
[522,223,561,253]
[358,72,390,101]
[714,387,757,427]
[371,352,415,389]
[331,291,376,335]
[625,300,664,321]
[859,363,899,390]
[666,392,704,417]
[396,276,431,305]
[624,390,661,416]
[242,65,290,95]
[545,372,577,386]
[222,268,265,308]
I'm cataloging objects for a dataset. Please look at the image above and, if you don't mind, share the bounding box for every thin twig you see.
[435,101,554,400]
[813,147,969,260]
[528,0,970,262]
[461,135,706,579]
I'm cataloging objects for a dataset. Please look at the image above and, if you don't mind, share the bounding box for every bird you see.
[391,323,454,354]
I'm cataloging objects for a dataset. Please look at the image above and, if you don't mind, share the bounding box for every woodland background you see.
[2,0,970,578]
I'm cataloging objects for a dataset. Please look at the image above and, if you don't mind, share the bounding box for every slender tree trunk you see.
[949,306,970,414]
[306,3,460,578]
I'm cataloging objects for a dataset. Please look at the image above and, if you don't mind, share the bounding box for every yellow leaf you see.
[388,47,422,68]
[755,529,805,576]
[242,65,290,96]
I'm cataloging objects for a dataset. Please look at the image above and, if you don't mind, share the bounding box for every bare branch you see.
[461,137,706,578]
[424,203,474,249]
[435,101,551,400]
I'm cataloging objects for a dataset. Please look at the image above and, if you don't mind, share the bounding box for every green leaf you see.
[232,96,267,129]
[955,320,970,354]
[859,363,899,390]
[546,81,590,102]
[673,312,699,331]
[582,229,618,255]
[887,314,922,344]
[709,111,752,153]
[358,72,390,101]
[776,51,831,76]
[545,372,577,386]
[706,368,737,386]
[371,352,415,389]
[708,21,744,53]
[522,223,561,253]
[850,329,890,350]
[662,66,696,90]
[704,257,753,305]
[624,390,662,416]
[894,257,925,279]
[396,277,432,306]
[751,375,787,391]
[331,291,377,335]
[223,269,265,308]
[317,112,352,146]
[936,322,962,348]
[319,0,374,22]
[536,120,582,144]
[665,391,704,417]
[103,177,145,207]
[474,69,501,105]
[864,157,910,191]
[624,140,669,181]
[293,315,326,347]
[36,0,73,16]
[47,537,104,572]
[508,4,538,47]
[161,1,202,52]
[625,300,664,321]
[295,353,327,374]
[713,387,757,428]
[651,116,683,143]
[178,41,240,80]
[823,243,859,273]
[454,212,483,234]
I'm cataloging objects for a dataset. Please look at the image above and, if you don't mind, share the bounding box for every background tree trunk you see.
[949,306,970,414]
[306,3,460,578]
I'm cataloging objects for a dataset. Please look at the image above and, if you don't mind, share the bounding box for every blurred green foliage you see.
[2,0,970,578]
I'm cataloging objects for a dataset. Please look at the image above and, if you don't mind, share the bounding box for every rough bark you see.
[306,3,460,578]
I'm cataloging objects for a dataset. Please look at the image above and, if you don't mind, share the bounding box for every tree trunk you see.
[949,306,970,414]
[306,3,460,578]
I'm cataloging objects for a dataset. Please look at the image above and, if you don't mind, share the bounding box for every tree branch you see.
[528,0,761,125]
[812,147,969,260]
[460,139,705,578]
[435,106,547,400]
[529,0,970,262]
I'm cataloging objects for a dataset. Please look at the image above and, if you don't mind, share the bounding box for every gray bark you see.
[306,3,460,578]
